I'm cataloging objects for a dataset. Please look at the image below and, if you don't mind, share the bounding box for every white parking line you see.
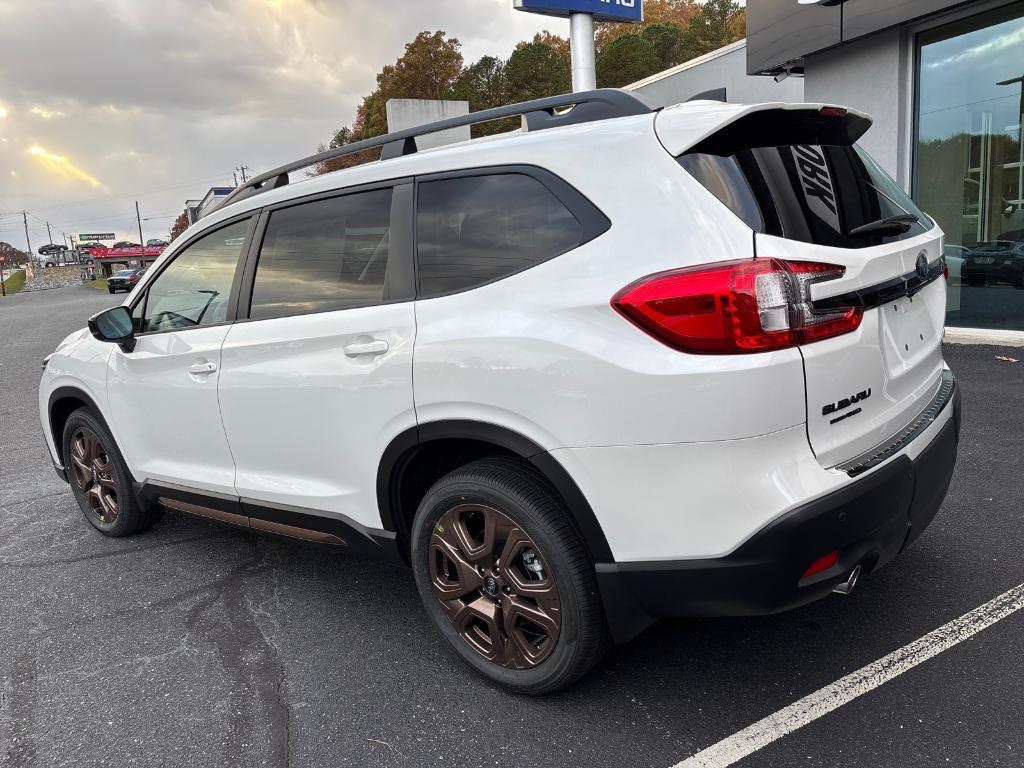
[673,582,1024,768]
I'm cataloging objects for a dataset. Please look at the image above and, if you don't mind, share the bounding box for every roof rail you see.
[217,89,654,211]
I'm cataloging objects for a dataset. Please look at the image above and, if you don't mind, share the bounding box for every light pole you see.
[513,1,643,93]
[569,13,597,92]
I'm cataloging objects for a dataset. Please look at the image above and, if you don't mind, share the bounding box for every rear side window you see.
[416,173,583,298]
[679,144,930,248]
[249,188,393,320]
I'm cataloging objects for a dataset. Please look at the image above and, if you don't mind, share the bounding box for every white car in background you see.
[39,89,961,694]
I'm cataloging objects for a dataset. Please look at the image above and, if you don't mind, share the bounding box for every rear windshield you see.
[679,144,930,249]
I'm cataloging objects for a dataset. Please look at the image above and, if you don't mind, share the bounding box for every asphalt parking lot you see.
[1,286,1022,768]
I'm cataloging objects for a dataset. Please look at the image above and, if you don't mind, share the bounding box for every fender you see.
[46,385,111,482]
[376,420,614,563]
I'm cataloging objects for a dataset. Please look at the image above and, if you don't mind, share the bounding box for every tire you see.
[107,287,115,293]
[62,408,163,537]
[411,457,608,694]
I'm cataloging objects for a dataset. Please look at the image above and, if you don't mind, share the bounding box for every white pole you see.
[569,12,597,92]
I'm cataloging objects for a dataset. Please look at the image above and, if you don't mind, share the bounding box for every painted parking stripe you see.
[673,582,1024,768]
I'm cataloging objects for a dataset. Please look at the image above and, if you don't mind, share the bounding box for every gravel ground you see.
[1,286,1022,768]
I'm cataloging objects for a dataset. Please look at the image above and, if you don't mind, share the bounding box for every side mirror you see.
[88,306,136,352]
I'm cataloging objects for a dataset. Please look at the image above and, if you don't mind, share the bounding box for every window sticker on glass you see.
[791,145,841,233]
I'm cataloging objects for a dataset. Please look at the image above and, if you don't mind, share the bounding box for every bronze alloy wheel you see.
[429,503,562,669]
[69,426,119,524]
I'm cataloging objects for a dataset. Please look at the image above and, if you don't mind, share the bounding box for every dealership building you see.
[629,0,1024,342]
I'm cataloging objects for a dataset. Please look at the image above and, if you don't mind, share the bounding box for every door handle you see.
[187,361,218,375]
[343,339,389,357]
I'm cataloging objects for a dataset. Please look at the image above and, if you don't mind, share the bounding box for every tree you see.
[678,0,744,61]
[310,31,465,176]
[169,210,190,242]
[453,55,515,137]
[595,0,698,53]
[642,22,684,71]
[506,40,570,103]
[597,34,661,88]
[0,241,29,267]
[453,55,508,111]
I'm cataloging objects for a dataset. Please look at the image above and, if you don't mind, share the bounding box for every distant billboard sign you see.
[513,0,642,23]
[78,233,116,241]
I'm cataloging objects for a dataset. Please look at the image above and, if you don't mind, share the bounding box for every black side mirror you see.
[88,306,136,352]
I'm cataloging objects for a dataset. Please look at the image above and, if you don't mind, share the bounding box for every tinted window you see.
[416,173,582,298]
[250,188,393,320]
[138,218,249,334]
[680,144,929,248]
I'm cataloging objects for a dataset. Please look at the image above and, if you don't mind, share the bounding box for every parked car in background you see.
[38,243,68,256]
[112,241,139,249]
[962,240,1024,288]
[105,268,146,294]
[146,238,169,247]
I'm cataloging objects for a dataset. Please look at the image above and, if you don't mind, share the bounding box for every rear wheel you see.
[411,458,608,694]
[62,408,163,537]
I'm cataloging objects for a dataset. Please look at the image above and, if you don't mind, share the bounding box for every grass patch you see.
[84,278,108,290]
[1,269,26,295]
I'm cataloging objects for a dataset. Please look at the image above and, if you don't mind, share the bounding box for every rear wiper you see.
[848,214,919,237]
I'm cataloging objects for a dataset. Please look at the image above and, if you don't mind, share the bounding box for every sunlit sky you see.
[0,0,565,247]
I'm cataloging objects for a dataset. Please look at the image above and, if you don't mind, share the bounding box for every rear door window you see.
[416,173,584,298]
[679,144,930,248]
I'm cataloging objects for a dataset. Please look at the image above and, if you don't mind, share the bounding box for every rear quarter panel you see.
[412,118,806,449]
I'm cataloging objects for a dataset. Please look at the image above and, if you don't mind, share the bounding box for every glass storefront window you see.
[915,7,1024,331]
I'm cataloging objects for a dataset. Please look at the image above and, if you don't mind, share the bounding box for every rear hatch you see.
[658,102,947,468]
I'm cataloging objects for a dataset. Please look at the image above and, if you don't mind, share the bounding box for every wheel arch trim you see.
[376,419,614,563]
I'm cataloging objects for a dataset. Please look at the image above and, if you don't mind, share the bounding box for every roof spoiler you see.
[655,102,872,157]
[217,89,655,212]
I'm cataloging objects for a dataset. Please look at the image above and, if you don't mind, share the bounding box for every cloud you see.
[0,0,559,243]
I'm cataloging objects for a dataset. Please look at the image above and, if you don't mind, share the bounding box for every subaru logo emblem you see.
[484,575,498,596]
[916,253,929,279]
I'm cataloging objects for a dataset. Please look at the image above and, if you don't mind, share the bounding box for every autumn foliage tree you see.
[312,4,745,175]
[169,210,190,242]
[0,241,29,267]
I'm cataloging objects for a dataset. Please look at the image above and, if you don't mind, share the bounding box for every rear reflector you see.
[803,550,840,579]
[612,259,863,354]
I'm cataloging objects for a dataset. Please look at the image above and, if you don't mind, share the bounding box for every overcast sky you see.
[0,0,566,247]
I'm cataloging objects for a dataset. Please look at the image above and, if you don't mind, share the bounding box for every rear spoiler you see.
[654,102,872,157]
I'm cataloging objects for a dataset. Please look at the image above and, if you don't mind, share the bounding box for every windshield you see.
[115,270,134,277]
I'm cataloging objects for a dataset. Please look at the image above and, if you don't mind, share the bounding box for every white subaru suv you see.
[40,90,961,694]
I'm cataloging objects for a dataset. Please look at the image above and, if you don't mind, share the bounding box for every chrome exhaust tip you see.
[832,564,861,596]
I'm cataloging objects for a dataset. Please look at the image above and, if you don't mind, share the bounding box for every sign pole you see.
[569,12,597,91]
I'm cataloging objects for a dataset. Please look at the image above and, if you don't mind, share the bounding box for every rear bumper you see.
[598,378,961,643]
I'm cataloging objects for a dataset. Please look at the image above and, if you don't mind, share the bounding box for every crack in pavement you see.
[184,538,293,768]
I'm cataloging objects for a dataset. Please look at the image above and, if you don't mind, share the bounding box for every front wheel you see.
[62,408,163,537]
[411,458,608,694]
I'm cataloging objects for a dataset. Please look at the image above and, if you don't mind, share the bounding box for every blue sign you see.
[513,0,643,23]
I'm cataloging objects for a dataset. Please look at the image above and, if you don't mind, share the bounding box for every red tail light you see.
[612,259,863,354]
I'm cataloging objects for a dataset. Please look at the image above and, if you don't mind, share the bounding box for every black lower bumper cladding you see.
[598,377,962,643]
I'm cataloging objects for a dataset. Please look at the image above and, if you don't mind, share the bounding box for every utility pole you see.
[136,201,145,266]
[233,170,239,187]
[45,220,53,246]
[236,165,250,183]
[22,211,33,279]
